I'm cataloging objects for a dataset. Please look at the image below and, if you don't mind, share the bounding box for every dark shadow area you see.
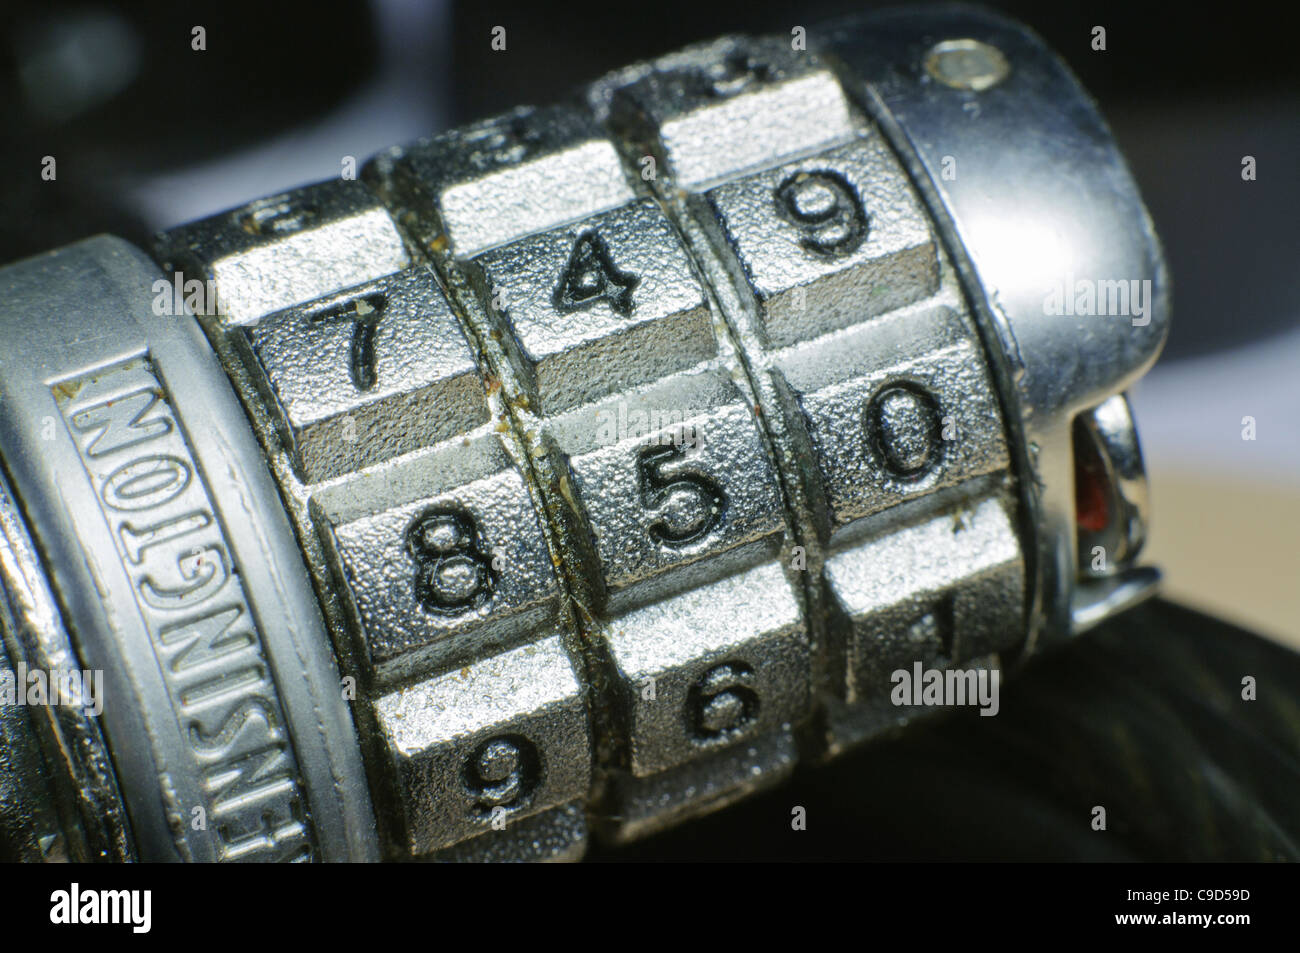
[593,600,1300,861]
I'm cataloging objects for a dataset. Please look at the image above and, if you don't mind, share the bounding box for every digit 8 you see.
[405,508,496,614]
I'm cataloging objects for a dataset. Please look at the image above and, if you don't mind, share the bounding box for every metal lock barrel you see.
[0,6,1168,861]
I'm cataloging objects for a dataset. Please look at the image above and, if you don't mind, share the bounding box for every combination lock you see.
[0,6,1168,861]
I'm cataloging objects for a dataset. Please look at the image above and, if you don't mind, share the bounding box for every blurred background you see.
[0,0,1296,648]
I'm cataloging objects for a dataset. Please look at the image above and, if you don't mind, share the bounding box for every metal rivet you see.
[924,38,1010,91]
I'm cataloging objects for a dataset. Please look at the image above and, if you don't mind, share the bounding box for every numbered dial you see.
[158,32,1024,862]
